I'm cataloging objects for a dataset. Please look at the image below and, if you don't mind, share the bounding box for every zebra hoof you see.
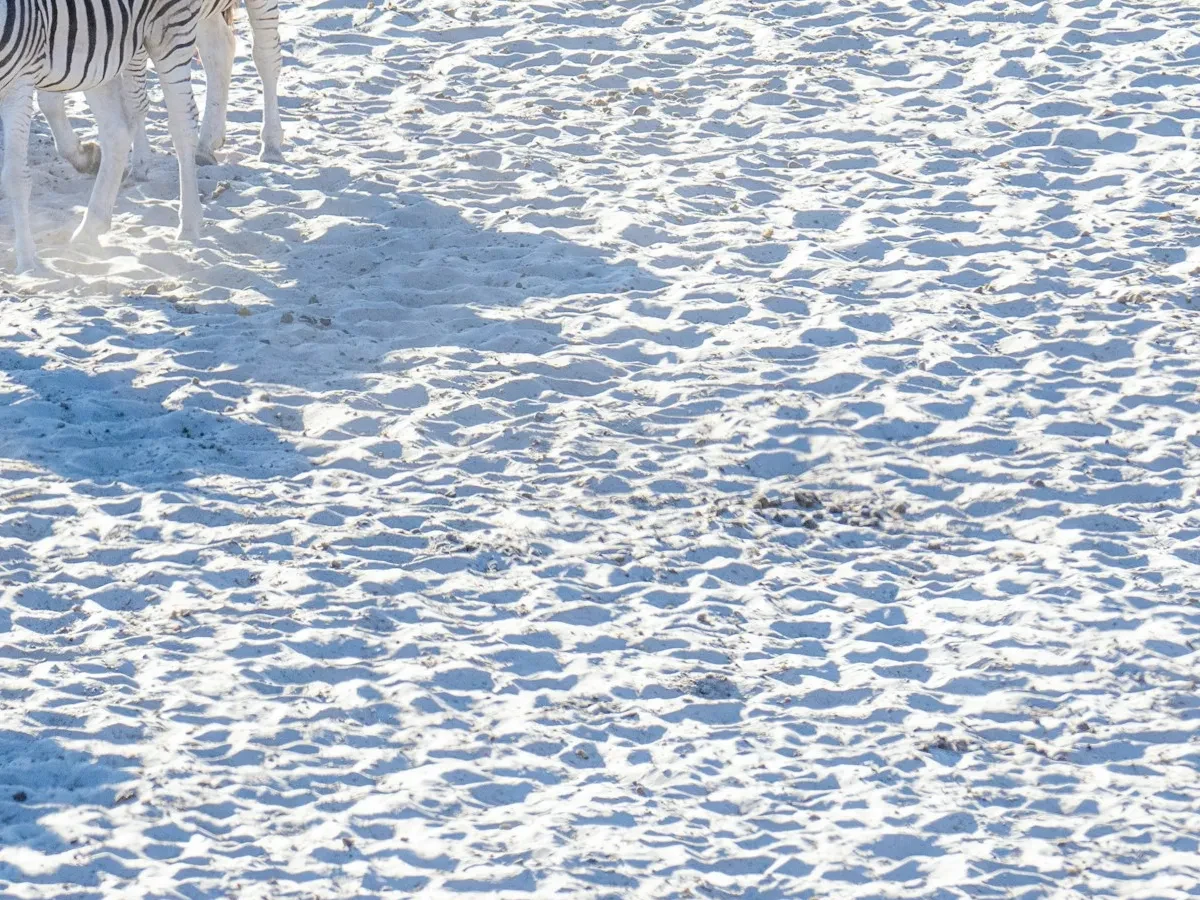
[15,257,48,277]
[72,141,102,176]
[195,147,220,167]
[175,221,203,244]
[71,221,106,250]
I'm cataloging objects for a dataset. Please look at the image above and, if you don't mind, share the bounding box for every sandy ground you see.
[1,0,1199,897]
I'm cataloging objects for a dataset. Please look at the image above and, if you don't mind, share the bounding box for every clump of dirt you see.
[920,734,971,755]
[753,489,909,530]
[682,674,741,700]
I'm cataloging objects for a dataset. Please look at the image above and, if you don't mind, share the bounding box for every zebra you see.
[37,0,282,181]
[0,0,204,273]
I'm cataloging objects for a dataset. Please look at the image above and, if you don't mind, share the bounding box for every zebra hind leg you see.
[147,48,203,241]
[246,0,284,163]
[2,81,44,274]
[196,14,235,165]
[37,92,102,176]
[72,79,133,248]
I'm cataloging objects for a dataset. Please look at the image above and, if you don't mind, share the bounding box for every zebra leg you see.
[145,20,203,241]
[36,92,102,176]
[246,0,284,163]
[1,81,41,273]
[195,14,235,165]
[72,79,133,248]
[154,64,203,241]
[123,51,154,182]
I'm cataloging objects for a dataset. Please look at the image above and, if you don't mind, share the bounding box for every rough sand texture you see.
[2,0,1200,897]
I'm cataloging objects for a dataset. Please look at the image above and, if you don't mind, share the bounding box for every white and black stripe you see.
[1,0,204,272]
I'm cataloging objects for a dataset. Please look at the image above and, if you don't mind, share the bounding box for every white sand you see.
[1,0,1199,896]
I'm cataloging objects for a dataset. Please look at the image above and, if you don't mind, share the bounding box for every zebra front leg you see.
[247,0,284,163]
[155,66,203,241]
[2,82,43,274]
[195,14,235,165]
[72,80,133,248]
[123,52,154,182]
[37,92,102,176]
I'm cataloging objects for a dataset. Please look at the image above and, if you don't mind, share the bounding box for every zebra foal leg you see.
[2,81,43,274]
[72,80,133,247]
[36,92,102,176]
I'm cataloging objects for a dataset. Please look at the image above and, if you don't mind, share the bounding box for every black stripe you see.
[40,0,79,90]
[97,0,116,85]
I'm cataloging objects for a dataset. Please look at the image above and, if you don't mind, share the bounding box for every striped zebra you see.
[39,0,283,179]
[1,0,204,273]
